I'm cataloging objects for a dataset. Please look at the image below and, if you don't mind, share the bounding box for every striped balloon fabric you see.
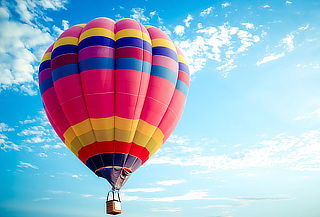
[38,18,190,190]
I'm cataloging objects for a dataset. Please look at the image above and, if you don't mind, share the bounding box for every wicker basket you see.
[106,190,122,215]
[106,200,121,215]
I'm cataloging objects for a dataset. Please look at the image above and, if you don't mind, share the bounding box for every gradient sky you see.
[1,0,320,217]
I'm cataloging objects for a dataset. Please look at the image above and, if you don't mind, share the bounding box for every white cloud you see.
[167,135,188,144]
[285,1,293,4]
[151,208,180,212]
[39,0,68,11]
[298,24,309,31]
[237,196,294,201]
[123,187,165,193]
[130,8,149,23]
[1,142,21,152]
[241,23,254,29]
[0,123,14,132]
[282,34,294,51]
[71,174,81,178]
[0,0,69,95]
[48,190,71,194]
[183,14,193,27]
[19,119,36,124]
[263,5,271,8]
[0,134,7,140]
[121,193,140,201]
[0,20,52,93]
[38,152,48,157]
[148,130,320,172]
[17,161,38,169]
[41,143,63,149]
[149,11,156,17]
[175,23,261,75]
[216,58,236,72]
[100,193,140,201]
[295,109,320,121]
[156,179,185,186]
[24,137,46,143]
[174,25,185,36]
[0,133,21,152]
[147,191,208,202]
[221,2,231,8]
[159,25,171,36]
[0,7,10,19]
[81,194,93,198]
[34,197,52,201]
[15,0,67,24]
[62,19,69,30]
[256,53,285,65]
[200,7,213,17]
[296,63,320,69]
[18,126,47,136]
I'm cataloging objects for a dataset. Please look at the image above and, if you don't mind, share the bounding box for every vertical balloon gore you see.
[38,18,190,190]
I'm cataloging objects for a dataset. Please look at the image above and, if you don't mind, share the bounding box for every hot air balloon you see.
[38,17,190,215]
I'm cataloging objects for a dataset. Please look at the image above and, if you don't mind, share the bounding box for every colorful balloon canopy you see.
[38,18,190,190]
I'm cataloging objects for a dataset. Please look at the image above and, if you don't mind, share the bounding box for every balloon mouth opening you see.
[95,167,133,176]
[95,167,133,189]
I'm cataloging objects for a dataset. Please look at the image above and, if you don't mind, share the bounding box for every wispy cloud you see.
[148,130,320,172]
[145,190,294,204]
[174,25,185,36]
[282,33,295,51]
[241,23,254,29]
[123,187,165,193]
[147,191,209,202]
[71,174,81,179]
[0,0,70,95]
[176,22,260,76]
[99,193,140,201]
[296,63,320,69]
[258,24,310,66]
[41,143,63,149]
[0,131,21,152]
[19,119,36,124]
[48,190,71,194]
[130,8,150,23]
[256,53,285,65]
[200,7,213,17]
[18,126,47,136]
[183,14,193,27]
[156,179,185,186]
[33,197,52,201]
[294,108,320,121]
[37,152,48,157]
[81,194,93,198]
[0,141,21,152]
[151,208,181,212]
[17,161,38,169]
[0,123,14,132]
[237,196,294,201]
[221,2,231,8]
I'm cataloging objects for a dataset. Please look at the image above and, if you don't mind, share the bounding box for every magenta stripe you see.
[115,19,148,34]
[146,27,170,40]
[58,26,84,39]
[78,46,115,61]
[82,18,114,32]
[39,69,52,84]
[152,56,178,73]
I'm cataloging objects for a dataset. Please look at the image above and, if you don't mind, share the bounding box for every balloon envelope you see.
[38,18,190,189]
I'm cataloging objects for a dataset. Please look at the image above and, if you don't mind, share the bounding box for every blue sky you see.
[1,0,320,216]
